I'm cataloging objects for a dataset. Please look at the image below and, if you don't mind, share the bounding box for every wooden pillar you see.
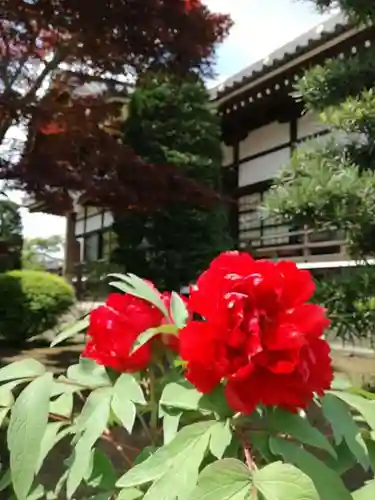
[63,211,78,283]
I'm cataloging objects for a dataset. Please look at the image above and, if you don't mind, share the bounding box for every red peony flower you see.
[179,251,332,414]
[83,286,185,372]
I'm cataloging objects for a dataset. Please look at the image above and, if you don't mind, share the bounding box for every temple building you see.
[27,12,375,277]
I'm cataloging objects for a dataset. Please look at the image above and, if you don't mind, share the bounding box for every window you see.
[101,230,117,260]
[238,185,290,249]
[83,229,117,262]
[84,233,100,262]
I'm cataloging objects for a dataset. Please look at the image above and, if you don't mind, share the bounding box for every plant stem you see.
[149,365,158,441]
[138,413,154,445]
[240,432,257,499]
[102,430,133,467]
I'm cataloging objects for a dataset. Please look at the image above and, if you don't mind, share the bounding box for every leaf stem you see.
[240,431,257,499]
[102,430,133,467]
[149,365,158,441]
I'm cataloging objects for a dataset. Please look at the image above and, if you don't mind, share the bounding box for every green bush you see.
[0,270,75,344]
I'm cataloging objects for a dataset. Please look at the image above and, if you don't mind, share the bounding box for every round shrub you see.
[0,270,75,344]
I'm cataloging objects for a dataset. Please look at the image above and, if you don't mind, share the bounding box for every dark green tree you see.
[0,198,23,272]
[265,2,375,257]
[111,75,233,290]
[264,1,375,341]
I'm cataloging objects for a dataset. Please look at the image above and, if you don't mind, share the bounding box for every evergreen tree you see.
[111,75,233,291]
[265,2,375,258]
[264,1,375,340]
[0,198,23,272]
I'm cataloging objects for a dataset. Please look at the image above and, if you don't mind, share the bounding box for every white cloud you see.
[205,0,333,84]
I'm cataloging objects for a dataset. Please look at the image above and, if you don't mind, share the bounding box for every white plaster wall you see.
[297,112,327,140]
[238,147,290,187]
[75,205,86,220]
[103,211,113,228]
[239,121,290,159]
[86,206,101,217]
[75,219,85,236]
[222,144,233,167]
[85,213,103,233]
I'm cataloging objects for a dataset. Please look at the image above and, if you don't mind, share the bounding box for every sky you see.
[7,0,332,240]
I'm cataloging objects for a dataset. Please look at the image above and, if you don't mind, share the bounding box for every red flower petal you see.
[182,252,332,413]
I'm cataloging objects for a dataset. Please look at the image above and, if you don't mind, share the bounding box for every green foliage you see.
[311,0,375,21]
[266,0,375,261]
[0,273,374,499]
[0,270,75,344]
[265,0,375,343]
[296,47,375,112]
[112,75,233,290]
[264,139,375,257]
[22,235,64,272]
[313,266,375,342]
[0,198,23,273]
[1,352,375,499]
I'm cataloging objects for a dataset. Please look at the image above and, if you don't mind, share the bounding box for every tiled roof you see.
[211,12,351,101]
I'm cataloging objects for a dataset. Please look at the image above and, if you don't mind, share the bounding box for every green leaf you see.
[67,387,112,498]
[142,433,210,500]
[170,292,188,329]
[49,392,73,418]
[50,316,89,347]
[36,422,68,473]
[117,421,216,498]
[26,484,45,500]
[86,449,116,490]
[198,385,234,419]
[133,446,157,466]
[117,489,144,500]
[0,381,19,407]
[322,393,370,470]
[365,438,375,471]
[84,494,112,500]
[0,407,9,427]
[66,357,110,388]
[353,479,375,500]
[131,325,177,354]
[163,410,182,445]
[75,387,113,437]
[190,458,251,500]
[270,436,352,500]
[249,431,275,463]
[0,359,45,383]
[111,396,136,434]
[254,461,319,500]
[109,273,168,316]
[50,378,82,397]
[160,380,201,412]
[329,391,375,430]
[324,442,358,475]
[7,373,53,500]
[66,446,92,500]
[0,469,11,492]
[269,408,336,457]
[209,420,232,459]
[113,373,146,405]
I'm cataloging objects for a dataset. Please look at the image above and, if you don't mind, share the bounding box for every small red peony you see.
[83,285,184,372]
[179,251,333,414]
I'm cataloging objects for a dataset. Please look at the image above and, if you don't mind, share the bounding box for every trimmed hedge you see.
[0,270,75,344]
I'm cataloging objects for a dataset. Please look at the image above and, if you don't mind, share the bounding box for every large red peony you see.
[179,251,333,414]
[83,286,182,372]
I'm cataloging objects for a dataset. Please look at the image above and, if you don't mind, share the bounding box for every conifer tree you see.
[111,75,233,291]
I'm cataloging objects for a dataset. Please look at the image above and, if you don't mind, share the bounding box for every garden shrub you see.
[0,270,75,344]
